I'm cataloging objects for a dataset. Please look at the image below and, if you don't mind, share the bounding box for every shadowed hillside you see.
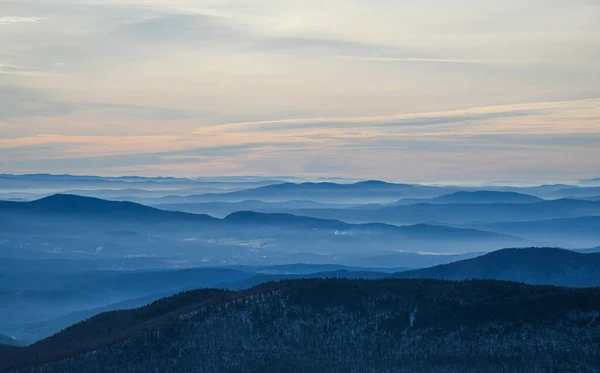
[395,247,600,287]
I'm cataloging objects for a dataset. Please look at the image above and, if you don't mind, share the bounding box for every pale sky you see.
[1,0,599,182]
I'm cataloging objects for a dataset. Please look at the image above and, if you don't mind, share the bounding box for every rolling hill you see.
[395,247,600,287]
[394,190,543,205]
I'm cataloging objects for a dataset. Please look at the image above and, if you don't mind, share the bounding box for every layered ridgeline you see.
[2,279,600,373]
[126,181,600,204]
[134,180,455,204]
[0,174,287,201]
[269,198,600,226]
[0,194,526,261]
[478,216,600,247]
[3,174,600,203]
[152,190,545,217]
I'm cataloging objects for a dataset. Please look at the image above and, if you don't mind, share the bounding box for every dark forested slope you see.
[3,279,600,373]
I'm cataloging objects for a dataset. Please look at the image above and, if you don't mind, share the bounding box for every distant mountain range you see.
[0,195,527,257]
[279,198,600,225]
[223,210,516,243]
[0,174,288,202]
[140,180,459,204]
[5,174,600,203]
[479,216,600,247]
[138,184,600,204]
[153,191,545,217]
[3,279,600,372]
[154,200,353,217]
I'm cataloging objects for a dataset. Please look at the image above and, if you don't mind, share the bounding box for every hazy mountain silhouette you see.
[222,211,525,245]
[1,195,527,258]
[394,191,543,205]
[481,216,600,247]
[0,194,219,223]
[282,198,600,225]
[395,247,600,287]
[552,186,600,198]
[580,245,600,253]
[1,195,524,242]
[576,195,600,201]
[154,200,352,217]
[223,263,408,275]
[149,181,457,204]
[3,279,600,372]
[580,177,600,184]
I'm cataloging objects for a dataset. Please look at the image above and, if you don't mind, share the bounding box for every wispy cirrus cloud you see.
[0,16,41,25]
[0,0,599,181]
[194,98,600,136]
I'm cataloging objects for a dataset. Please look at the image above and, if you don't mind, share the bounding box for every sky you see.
[1,0,599,183]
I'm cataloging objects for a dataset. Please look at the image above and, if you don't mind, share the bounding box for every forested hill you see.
[395,247,600,287]
[3,279,600,373]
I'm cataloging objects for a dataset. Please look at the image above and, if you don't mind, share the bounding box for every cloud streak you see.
[194,98,600,135]
[1,97,599,181]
